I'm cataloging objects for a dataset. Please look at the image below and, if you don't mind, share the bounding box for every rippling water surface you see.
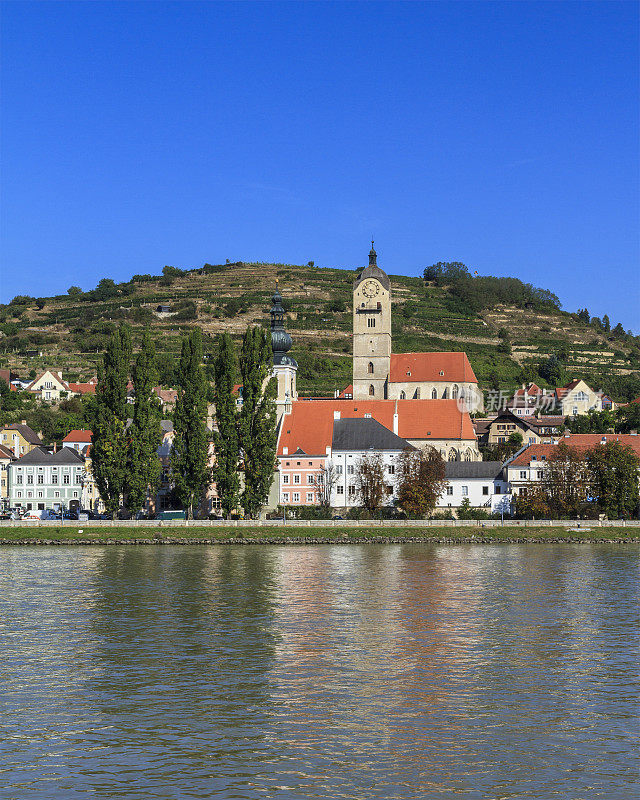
[0,544,638,799]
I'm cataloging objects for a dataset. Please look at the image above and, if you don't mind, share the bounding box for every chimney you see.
[14,442,19,458]
[58,371,62,379]
[53,442,57,453]
[630,430,638,436]
[333,410,341,420]
[393,400,399,435]
[21,420,26,425]
[564,431,571,437]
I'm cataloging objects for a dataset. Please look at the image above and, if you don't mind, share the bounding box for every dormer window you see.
[439,370,444,376]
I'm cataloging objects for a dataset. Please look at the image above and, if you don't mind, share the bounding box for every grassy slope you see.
[2,261,637,397]
[0,525,637,542]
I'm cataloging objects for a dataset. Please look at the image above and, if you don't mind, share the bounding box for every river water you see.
[0,544,637,799]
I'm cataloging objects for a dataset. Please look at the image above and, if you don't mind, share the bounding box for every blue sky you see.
[1,1,638,331]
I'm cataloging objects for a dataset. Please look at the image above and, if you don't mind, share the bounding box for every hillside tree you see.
[172,328,210,518]
[238,326,277,517]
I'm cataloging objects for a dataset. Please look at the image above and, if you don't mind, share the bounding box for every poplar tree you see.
[126,329,162,515]
[212,332,240,517]
[91,324,132,517]
[172,328,209,518]
[238,326,277,518]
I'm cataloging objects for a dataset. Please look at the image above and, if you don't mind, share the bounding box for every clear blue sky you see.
[1,1,638,331]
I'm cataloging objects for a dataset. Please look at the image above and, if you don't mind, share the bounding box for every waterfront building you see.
[436,461,511,515]
[0,422,43,457]
[7,446,86,513]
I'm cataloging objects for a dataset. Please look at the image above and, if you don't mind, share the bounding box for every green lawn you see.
[0,525,637,543]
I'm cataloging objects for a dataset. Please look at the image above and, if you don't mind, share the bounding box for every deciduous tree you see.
[212,332,240,517]
[396,447,446,518]
[586,441,640,519]
[238,326,277,517]
[172,328,210,519]
[355,452,386,513]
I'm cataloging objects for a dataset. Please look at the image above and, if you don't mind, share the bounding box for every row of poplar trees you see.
[91,324,277,519]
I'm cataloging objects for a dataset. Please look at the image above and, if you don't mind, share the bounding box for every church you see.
[351,243,483,410]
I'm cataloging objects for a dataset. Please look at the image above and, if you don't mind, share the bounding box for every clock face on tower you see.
[361,280,380,298]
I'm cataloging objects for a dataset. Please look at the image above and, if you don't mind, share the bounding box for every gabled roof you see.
[68,382,97,395]
[390,352,477,384]
[332,418,415,452]
[277,399,476,456]
[337,384,353,398]
[27,371,69,391]
[15,446,85,466]
[1,423,43,445]
[0,444,15,460]
[445,461,503,479]
[62,429,93,443]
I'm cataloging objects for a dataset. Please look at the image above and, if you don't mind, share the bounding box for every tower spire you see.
[368,239,377,267]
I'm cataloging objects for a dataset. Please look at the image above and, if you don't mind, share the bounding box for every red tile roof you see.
[509,434,640,466]
[277,399,475,456]
[337,384,353,398]
[0,443,15,460]
[62,429,93,443]
[390,352,477,384]
[68,382,97,395]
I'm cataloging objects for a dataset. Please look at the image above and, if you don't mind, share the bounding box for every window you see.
[519,470,527,479]
[367,318,376,328]
[73,492,78,499]
[308,474,315,484]
[369,385,375,396]
[537,470,543,480]
[282,492,289,503]
[337,485,344,495]
[443,388,448,399]
[293,474,300,484]
[63,474,70,485]
[431,388,437,399]
[27,474,33,485]
[495,485,501,494]
[387,464,395,475]
[54,491,60,498]
[37,491,43,498]
[386,485,393,494]
[452,385,458,399]
[293,492,300,503]
[400,391,406,399]
[348,485,356,496]
[572,407,578,416]
[37,474,43,485]
[306,493,314,502]
[16,474,23,485]
[75,474,82,484]
[368,362,374,374]
[482,486,489,495]
[17,491,22,498]
[414,388,420,399]
[336,465,343,474]
[38,503,44,511]
[446,486,454,496]
[51,473,58,484]
[461,486,468,496]
[347,465,354,475]
[282,474,289,484]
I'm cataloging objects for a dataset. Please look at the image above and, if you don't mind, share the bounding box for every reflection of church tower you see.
[271,284,298,418]
[352,242,392,400]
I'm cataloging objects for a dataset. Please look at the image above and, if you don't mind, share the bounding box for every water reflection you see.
[0,545,637,799]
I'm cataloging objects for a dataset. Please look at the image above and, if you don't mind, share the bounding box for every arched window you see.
[414,388,420,399]
[443,388,449,399]
[448,450,458,462]
[464,450,472,462]
[368,362,374,374]
[452,385,458,399]
[369,384,375,396]
[431,388,437,399]
[399,391,406,400]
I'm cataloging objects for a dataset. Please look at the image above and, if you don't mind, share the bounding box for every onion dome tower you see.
[270,284,298,417]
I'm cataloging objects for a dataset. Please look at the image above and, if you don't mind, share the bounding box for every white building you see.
[437,461,511,515]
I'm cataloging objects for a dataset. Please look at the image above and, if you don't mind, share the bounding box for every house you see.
[504,433,640,500]
[486,411,563,447]
[153,387,178,412]
[0,444,16,507]
[62,429,93,451]
[350,245,483,411]
[0,422,43,457]
[156,304,172,313]
[7,446,86,512]
[27,370,71,402]
[67,377,98,396]
[508,380,603,418]
[437,461,511,515]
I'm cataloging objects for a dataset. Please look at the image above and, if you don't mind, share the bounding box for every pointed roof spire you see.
[369,239,377,266]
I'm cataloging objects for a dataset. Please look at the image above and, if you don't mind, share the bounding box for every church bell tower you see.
[352,242,391,400]
[270,284,298,419]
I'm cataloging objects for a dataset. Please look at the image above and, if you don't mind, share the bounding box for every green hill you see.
[1,260,639,401]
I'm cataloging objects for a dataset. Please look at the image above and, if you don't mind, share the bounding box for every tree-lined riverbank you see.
[0,525,637,544]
